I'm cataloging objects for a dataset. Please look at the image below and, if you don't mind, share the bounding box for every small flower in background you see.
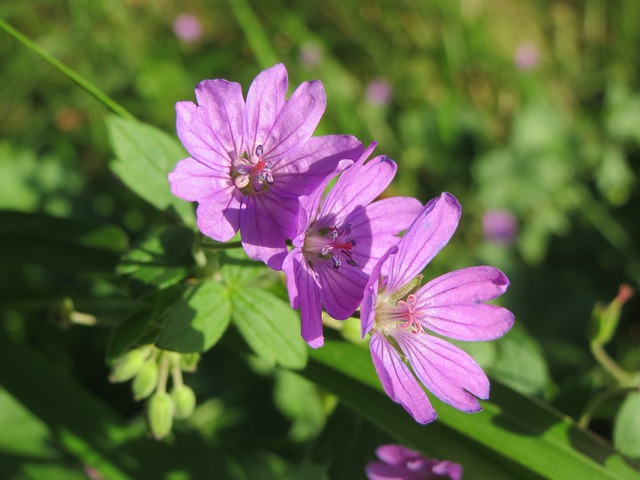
[283,143,422,347]
[169,64,363,269]
[299,41,323,68]
[365,78,393,106]
[482,209,518,245]
[361,193,514,423]
[514,42,540,71]
[172,13,203,43]
[366,444,463,480]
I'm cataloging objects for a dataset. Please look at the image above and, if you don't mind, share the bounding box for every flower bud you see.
[147,392,174,440]
[109,348,148,383]
[172,385,196,420]
[180,353,200,372]
[132,359,159,401]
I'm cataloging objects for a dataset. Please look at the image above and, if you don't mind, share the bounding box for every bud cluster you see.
[109,345,199,440]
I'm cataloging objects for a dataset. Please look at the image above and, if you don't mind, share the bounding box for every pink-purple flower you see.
[366,444,463,480]
[361,193,514,423]
[173,14,203,43]
[283,143,422,348]
[169,64,363,269]
[482,209,518,245]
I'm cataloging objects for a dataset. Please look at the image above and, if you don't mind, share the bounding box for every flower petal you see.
[321,148,398,224]
[240,193,298,270]
[264,79,327,159]
[415,266,514,341]
[176,79,245,169]
[361,246,398,337]
[375,444,423,466]
[283,250,324,348]
[246,64,288,152]
[394,333,489,412]
[273,134,362,198]
[355,196,423,272]
[168,157,228,201]
[370,332,437,424]
[314,260,368,320]
[194,187,242,242]
[386,192,461,293]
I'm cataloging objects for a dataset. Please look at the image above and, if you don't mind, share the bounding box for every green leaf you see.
[303,339,640,480]
[486,323,552,396]
[273,370,327,441]
[614,392,640,460]
[0,210,127,274]
[118,226,195,289]
[156,281,231,353]
[220,248,271,288]
[230,288,307,369]
[107,115,196,226]
[106,306,155,361]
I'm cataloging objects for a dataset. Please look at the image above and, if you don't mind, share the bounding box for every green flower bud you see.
[171,385,196,420]
[109,348,148,383]
[147,392,174,440]
[180,353,200,372]
[132,359,159,401]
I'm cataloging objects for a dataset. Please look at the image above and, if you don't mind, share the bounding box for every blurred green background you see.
[1,0,640,478]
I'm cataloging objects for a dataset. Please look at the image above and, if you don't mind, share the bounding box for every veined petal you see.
[246,64,288,152]
[168,157,229,202]
[321,150,397,223]
[361,246,398,337]
[394,333,489,412]
[273,134,362,198]
[283,250,324,348]
[240,193,298,270]
[315,260,368,320]
[194,79,245,158]
[264,79,326,159]
[414,266,514,341]
[370,333,437,424]
[193,185,243,242]
[353,196,423,272]
[386,192,461,293]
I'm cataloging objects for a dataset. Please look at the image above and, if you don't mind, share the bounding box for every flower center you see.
[233,145,274,193]
[375,294,425,334]
[303,224,358,270]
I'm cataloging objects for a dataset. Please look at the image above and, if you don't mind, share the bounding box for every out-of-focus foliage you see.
[2,0,640,478]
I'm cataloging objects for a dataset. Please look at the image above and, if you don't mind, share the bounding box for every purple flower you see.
[169,64,363,269]
[173,14,203,43]
[361,193,514,423]
[299,41,323,68]
[366,444,463,480]
[366,78,393,106]
[283,143,422,348]
[514,42,540,71]
[482,209,517,245]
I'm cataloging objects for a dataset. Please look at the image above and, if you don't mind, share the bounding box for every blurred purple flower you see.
[514,42,539,71]
[361,193,514,423]
[366,78,393,106]
[299,41,323,68]
[173,14,203,43]
[169,64,363,269]
[482,209,517,245]
[283,143,422,347]
[366,444,463,480]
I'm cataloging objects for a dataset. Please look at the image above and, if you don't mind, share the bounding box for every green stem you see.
[590,341,636,386]
[156,353,170,394]
[227,0,279,69]
[0,18,134,120]
[578,386,637,429]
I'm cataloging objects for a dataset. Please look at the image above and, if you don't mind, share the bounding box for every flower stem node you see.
[147,392,175,441]
[109,347,150,383]
[132,359,159,401]
[172,385,197,420]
